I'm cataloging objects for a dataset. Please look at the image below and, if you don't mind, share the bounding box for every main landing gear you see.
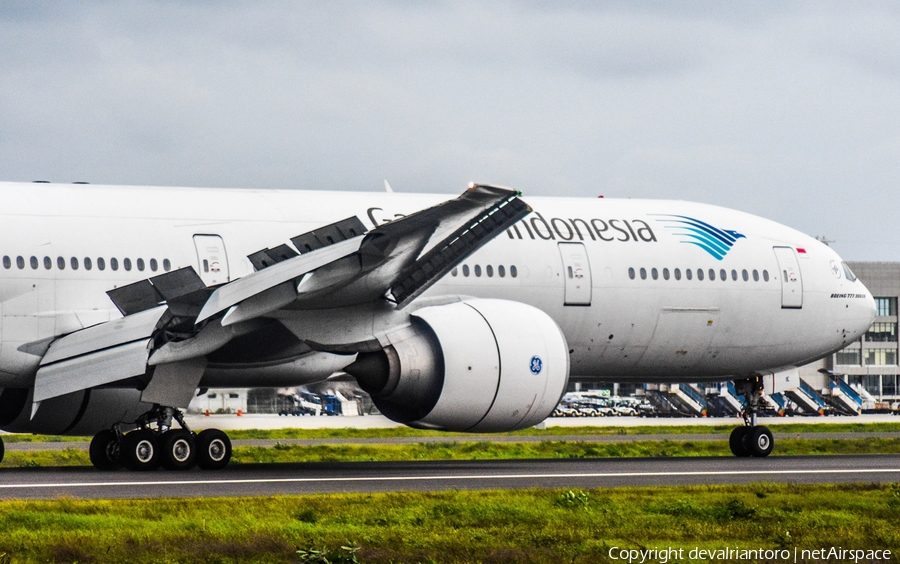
[729,376,774,457]
[89,406,232,471]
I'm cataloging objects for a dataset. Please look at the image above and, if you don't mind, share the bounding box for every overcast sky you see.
[1,2,898,260]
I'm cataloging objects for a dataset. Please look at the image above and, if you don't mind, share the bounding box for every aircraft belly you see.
[199,351,356,389]
[636,307,719,373]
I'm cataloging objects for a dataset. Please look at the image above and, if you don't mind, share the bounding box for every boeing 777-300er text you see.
[0,181,875,470]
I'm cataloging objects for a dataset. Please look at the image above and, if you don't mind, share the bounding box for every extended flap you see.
[196,235,365,324]
[34,340,151,404]
[40,305,168,366]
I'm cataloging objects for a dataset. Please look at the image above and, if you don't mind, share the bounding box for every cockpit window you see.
[842,262,857,282]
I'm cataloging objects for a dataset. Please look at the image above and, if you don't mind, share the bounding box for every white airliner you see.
[0,181,875,470]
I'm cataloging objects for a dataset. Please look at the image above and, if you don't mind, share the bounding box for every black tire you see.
[122,429,160,471]
[196,429,232,470]
[729,427,751,457]
[747,426,774,457]
[160,429,197,471]
[89,430,122,471]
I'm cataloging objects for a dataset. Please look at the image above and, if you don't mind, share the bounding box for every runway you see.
[1,455,898,500]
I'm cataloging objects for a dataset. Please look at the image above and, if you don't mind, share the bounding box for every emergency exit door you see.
[558,242,592,306]
[773,246,802,309]
[193,234,230,286]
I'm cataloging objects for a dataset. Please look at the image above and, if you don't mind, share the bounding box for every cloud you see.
[0,2,898,259]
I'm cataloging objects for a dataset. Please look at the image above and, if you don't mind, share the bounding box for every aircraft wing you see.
[31,184,530,408]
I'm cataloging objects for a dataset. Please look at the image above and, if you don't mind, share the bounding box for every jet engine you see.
[346,299,569,432]
[0,387,152,436]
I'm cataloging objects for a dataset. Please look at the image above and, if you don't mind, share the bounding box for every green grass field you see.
[2,424,899,562]
[4,419,900,444]
[4,437,900,468]
[0,484,896,563]
[3,422,900,468]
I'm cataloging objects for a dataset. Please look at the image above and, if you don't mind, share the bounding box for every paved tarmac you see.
[0,455,898,500]
[174,412,900,430]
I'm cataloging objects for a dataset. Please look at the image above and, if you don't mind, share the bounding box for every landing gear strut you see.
[88,406,232,471]
[730,376,774,457]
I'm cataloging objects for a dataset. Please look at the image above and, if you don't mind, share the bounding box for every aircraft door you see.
[558,242,591,306]
[773,246,802,309]
[193,234,230,286]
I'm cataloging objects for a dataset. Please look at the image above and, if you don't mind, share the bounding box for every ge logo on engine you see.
[530,356,543,375]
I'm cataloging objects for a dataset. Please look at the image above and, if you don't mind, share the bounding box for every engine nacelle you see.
[0,387,152,436]
[348,299,569,432]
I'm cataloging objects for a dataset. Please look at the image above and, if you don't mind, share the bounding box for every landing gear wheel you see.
[160,429,197,471]
[729,427,751,457]
[196,429,231,470]
[747,426,774,457]
[122,429,160,471]
[89,430,122,470]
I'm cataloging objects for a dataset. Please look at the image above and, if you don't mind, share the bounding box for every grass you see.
[0,483,896,562]
[4,437,900,468]
[5,419,900,444]
[2,420,899,468]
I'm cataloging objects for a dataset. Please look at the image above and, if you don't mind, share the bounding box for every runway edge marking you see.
[3,468,900,490]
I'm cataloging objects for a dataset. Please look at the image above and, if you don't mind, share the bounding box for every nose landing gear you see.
[88,406,232,471]
[730,377,775,457]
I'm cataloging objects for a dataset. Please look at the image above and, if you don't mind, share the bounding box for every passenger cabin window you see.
[137,258,145,271]
[70,257,78,270]
[110,258,119,271]
[30,256,38,270]
[150,258,158,272]
[43,256,51,270]
[510,265,518,278]
[84,257,92,271]
[474,265,482,277]
[124,258,132,271]
[163,259,171,271]
[498,265,506,277]
[57,257,65,270]
[98,257,106,271]
[2,256,9,269]
[486,265,493,277]
[462,265,470,277]
[628,267,636,280]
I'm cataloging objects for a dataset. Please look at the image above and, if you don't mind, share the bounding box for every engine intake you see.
[348,299,569,432]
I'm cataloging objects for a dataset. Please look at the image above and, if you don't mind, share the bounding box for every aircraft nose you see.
[848,285,877,341]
